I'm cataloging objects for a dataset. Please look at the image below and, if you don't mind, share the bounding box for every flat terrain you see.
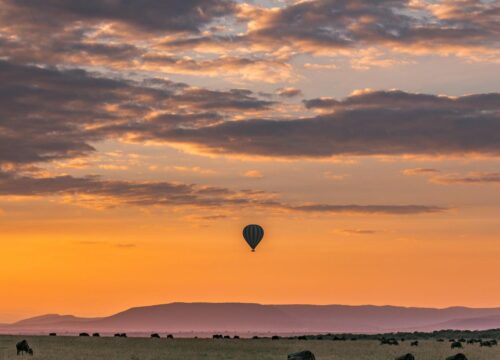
[0,336,498,360]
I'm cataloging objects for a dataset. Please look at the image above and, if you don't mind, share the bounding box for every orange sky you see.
[0,0,499,322]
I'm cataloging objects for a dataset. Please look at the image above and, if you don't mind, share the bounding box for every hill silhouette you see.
[1,302,500,334]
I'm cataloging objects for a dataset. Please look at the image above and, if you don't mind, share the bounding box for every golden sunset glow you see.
[0,0,499,324]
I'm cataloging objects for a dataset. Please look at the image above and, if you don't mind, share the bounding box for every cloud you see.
[0,0,235,33]
[0,60,273,166]
[0,170,445,215]
[115,243,137,249]
[432,172,500,185]
[243,170,264,178]
[337,229,378,235]
[2,61,498,163]
[290,204,445,215]
[241,0,500,60]
[156,90,500,158]
[303,63,337,70]
[275,87,303,98]
[402,168,441,176]
[403,167,500,185]
[141,55,294,83]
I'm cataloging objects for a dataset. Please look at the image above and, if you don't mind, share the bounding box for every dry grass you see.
[0,336,498,360]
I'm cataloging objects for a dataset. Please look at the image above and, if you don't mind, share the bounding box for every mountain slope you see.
[1,302,500,334]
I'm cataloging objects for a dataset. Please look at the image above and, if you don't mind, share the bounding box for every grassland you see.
[0,336,498,360]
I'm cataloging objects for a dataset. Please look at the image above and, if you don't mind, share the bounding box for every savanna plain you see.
[1,336,499,360]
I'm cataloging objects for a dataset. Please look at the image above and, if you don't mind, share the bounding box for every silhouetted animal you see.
[49,333,57,336]
[114,333,121,337]
[395,354,415,360]
[92,333,100,337]
[272,335,280,340]
[213,334,223,339]
[380,338,399,345]
[151,333,160,338]
[480,341,492,347]
[79,332,89,337]
[410,341,419,346]
[446,354,468,360]
[297,335,308,340]
[223,335,230,339]
[233,335,240,339]
[166,334,174,339]
[252,336,259,339]
[120,333,127,338]
[451,341,463,349]
[16,340,33,356]
[287,350,316,360]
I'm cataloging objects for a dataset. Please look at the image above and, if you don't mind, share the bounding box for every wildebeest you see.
[114,333,121,337]
[213,334,223,339]
[16,340,33,356]
[446,354,468,360]
[49,333,57,336]
[114,333,127,338]
[166,334,174,339]
[151,333,160,338]
[451,341,463,349]
[380,338,399,345]
[272,335,280,340]
[480,340,492,347]
[410,341,419,346]
[92,333,100,337]
[79,332,89,337]
[233,335,240,339]
[297,335,308,341]
[252,336,259,339]
[223,335,231,339]
[395,353,415,360]
[287,350,316,360]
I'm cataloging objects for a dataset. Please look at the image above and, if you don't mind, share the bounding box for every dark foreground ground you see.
[0,336,499,360]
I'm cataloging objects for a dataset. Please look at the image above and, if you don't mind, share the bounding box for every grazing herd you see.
[12,334,499,358]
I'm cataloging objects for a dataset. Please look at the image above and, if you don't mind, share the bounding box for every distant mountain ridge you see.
[1,302,500,335]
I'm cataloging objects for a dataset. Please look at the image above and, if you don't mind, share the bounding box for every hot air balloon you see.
[243,224,264,252]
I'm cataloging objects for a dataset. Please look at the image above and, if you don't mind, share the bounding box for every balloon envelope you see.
[243,224,264,252]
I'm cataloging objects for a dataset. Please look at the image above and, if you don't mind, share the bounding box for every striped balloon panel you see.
[242,224,264,251]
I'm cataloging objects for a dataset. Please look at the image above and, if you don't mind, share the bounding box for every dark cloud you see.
[0,170,445,215]
[433,172,500,185]
[153,90,500,158]
[276,87,303,98]
[0,60,272,165]
[291,204,445,215]
[1,0,235,33]
[246,0,500,53]
[403,168,500,185]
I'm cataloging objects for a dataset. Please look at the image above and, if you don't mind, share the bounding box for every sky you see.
[0,0,499,322]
